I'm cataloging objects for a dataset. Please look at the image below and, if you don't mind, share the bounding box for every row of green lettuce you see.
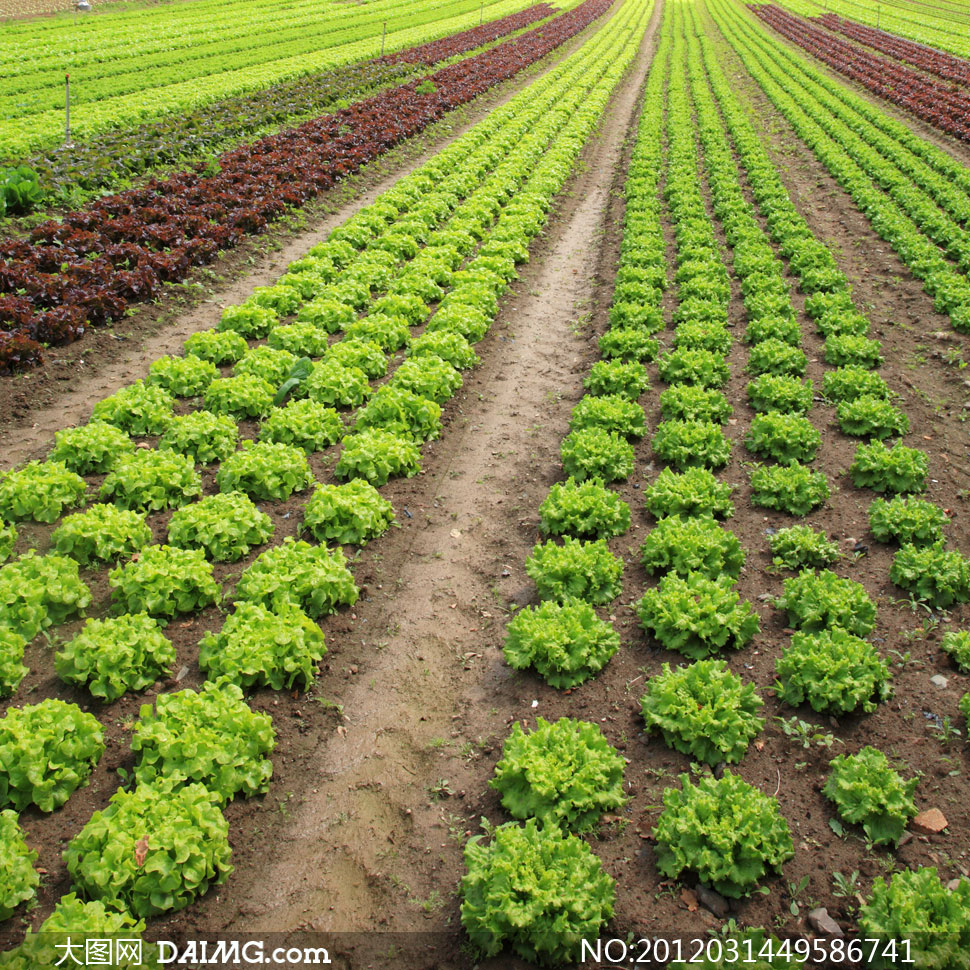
[690,0,970,962]
[711,0,970,339]
[0,0,656,956]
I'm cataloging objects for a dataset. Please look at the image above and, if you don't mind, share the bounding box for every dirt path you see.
[0,9,611,470]
[144,3,661,963]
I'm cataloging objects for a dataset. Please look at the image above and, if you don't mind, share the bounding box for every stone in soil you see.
[911,808,948,835]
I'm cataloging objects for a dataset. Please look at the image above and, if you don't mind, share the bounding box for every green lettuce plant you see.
[598,327,659,362]
[53,504,152,565]
[219,302,278,337]
[234,537,357,617]
[858,868,970,970]
[0,460,87,523]
[746,375,813,415]
[745,412,820,464]
[297,298,356,334]
[538,479,630,540]
[0,520,14,563]
[326,339,389,379]
[775,570,876,636]
[823,746,918,846]
[640,515,744,580]
[100,450,202,512]
[354,386,442,442]
[0,629,27,698]
[64,782,232,918]
[203,375,276,419]
[503,599,619,689]
[267,322,330,358]
[525,537,622,606]
[407,330,479,371]
[890,542,970,608]
[824,334,883,368]
[583,359,649,399]
[216,440,313,502]
[148,355,219,397]
[0,551,91,639]
[233,346,299,388]
[56,613,175,702]
[774,629,892,714]
[491,718,626,831]
[569,395,645,440]
[334,429,422,486]
[132,679,275,800]
[168,492,273,562]
[744,315,801,346]
[460,819,615,965]
[942,630,970,673]
[92,380,175,435]
[641,659,764,764]
[837,397,909,439]
[304,361,371,408]
[301,480,394,545]
[560,427,634,483]
[657,347,729,387]
[184,328,249,364]
[868,497,947,545]
[0,698,104,811]
[767,526,840,570]
[673,320,732,355]
[643,467,735,519]
[199,603,327,690]
[659,385,732,424]
[0,810,38,920]
[50,421,135,474]
[747,338,807,377]
[850,441,928,494]
[159,411,239,465]
[109,545,221,617]
[652,419,731,470]
[749,463,830,516]
[653,771,793,898]
[389,355,463,404]
[822,365,890,402]
[636,573,760,659]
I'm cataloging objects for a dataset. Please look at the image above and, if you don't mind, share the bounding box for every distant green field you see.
[0,0,544,157]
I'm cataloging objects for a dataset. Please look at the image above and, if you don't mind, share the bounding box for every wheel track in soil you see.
[145,0,663,958]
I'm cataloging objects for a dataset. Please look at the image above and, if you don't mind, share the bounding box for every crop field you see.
[3,0,970,966]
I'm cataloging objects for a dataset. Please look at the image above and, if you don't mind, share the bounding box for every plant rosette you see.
[525,537,623,606]
[889,542,970,609]
[748,463,830,517]
[0,629,27,698]
[49,420,135,475]
[774,570,876,637]
[823,746,918,846]
[0,809,38,920]
[334,429,422,486]
[0,460,87,523]
[538,478,631,540]
[100,450,202,513]
[636,573,760,660]
[774,628,892,714]
[64,782,232,919]
[168,492,273,562]
[490,717,626,832]
[653,771,794,898]
[767,526,841,571]
[216,440,314,503]
[460,818,615,965]
[234,537,357,618]
[640,514,744,580]
[53,504,153,565]
[258,400,344,453]
[132,679,275,801]
[198,602,327,690]
[301,479,395,546]
[92,381,175,436]
[503,598,619,689]
[643,467,735,519]
[868,496,947,546]
[857,867,970,969]
[109,545,221,618]
[159,411,239,466]
[0,698,104,812]
[641,659,764,765]
[56,613,176,702]
[560,427,635,483]
[0,551,91,640]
